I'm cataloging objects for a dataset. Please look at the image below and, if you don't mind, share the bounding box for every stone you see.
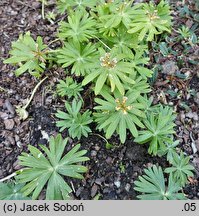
[4,119,15,130]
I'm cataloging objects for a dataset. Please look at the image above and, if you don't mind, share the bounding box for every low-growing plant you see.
[82,48,137,95]
[57,0,97,14]
[178,25,192,40]
[134,165,186,200]
[4,32,47,77]
[16,134,89,200]
[165,151,195,186]
[0,182,30,200]
[97,0,136,30]
[57,40,98,76]
[3,0,193,201]
[55,99,93,139]
[56,77,83,99]
[134,106,176,155]
[128,0,172,41]
[158,140,180,163]
[58,9,97,43]
[94,87,146,143]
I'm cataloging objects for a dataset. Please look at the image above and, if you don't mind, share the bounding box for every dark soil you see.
[0,0,199,200]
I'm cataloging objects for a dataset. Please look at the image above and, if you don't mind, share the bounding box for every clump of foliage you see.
[57,0,97,14]
[82,48,136,95]
[3,0,195,201]
[165,151,195,186]
[128,0,172,41]
[94,87,146,143]
[57,40,98,76]
[4,32,47,77]
[134,165,186,200]
[158,140,180,163]
[55,100,93,139]
[58,9,97,42]
[57,77,83,99]
[134,106,176,155]
[16,134,89,200]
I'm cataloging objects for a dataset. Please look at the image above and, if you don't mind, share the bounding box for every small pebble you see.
[4,119,15,130]
[91,150,97,157]
[5,99,15,114]
[125,183,131,192]
[114,181,121,188]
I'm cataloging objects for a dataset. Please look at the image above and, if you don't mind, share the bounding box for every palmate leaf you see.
[56,77,83,99]
[3,32,47,77]
[124,77,151,94]
[134,106,176,155]
[106,26,148,56]
[165,151,195,186]
[0,182,31,200]
[57,40,98,76]
[57,0,97,14]
[98,0,136,29]
[128,0,172,41]
[158,139,179,163]
[128,50,153,79]
[134,165,187,200]
[94,0,141,37]
[58,9,97,42]
[94,87,146,143]
[55,99,93,139]
[16,134,89,200]
[82,48,137,95]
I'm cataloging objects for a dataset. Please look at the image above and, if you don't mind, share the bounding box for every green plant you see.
[134,106,176,155]
[16,134,89,200]
[0,182,30,200]
[177,25,191,40]
[94,87,146,143]
[158,140,179,163]
[57,0,97,14]
[58,9,97,43]
[134,165,186,200]
[98,0,136,30]
[46,11,56,24]
[105,26,148,56]
[4,32,47,77]
[165,151,195,186]
[128,0,172,41]
[57,40,97,76]
[55,99,93,139]
[82,48,138,95]
[56,77,83,99]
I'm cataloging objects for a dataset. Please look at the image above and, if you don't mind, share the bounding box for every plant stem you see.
[92,133,109,143]
[0,172,16,183]
[41,0,45,19]
[94,36,111,51]
[47,38,61,47]
[24,76,48,109]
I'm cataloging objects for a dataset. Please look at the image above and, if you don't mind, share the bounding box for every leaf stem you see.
[94,36,111,51]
